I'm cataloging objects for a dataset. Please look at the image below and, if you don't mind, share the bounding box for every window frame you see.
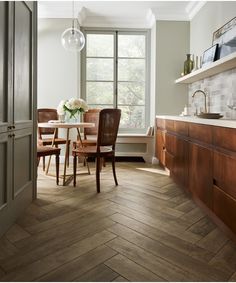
[81,27,151,134]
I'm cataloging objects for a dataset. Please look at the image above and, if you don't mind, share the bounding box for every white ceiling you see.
[38,1,206,28]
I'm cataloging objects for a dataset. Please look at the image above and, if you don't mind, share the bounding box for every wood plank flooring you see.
[0,161,236,281]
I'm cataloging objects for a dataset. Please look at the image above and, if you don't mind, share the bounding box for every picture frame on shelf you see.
[212,16,236,60]
[201,44,218,67]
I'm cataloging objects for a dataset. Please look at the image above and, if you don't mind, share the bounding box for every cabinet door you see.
[13,2,33,130]
[0,133,12,236]
[213,185,236,234]
[0,2,9,134]
[189,142,213,209]
[156,128,165,166]
[173,137,189,190]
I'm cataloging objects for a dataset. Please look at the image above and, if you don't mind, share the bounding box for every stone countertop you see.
[156,115,236,129]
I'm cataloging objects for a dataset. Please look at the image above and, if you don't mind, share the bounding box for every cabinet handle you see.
[8,126,12,130]
[12,125,15,129]
[8,134,15,138]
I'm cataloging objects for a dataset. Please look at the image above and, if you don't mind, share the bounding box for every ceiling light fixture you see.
[61,1,85,52]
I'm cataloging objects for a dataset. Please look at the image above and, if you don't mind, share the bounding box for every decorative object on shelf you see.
[57,98,88,122]
[191,55,199,72]
[212,16,236,60]
[61,1,85,52]
[184,54,194,75]
[202,44,218,67]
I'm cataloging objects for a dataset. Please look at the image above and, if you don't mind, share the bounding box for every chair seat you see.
[37,146,61,157]
[73,139,97,148]
[73,146,113,157]
[38,138,70,146]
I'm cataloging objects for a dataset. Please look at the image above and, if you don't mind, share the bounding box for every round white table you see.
[38,122,95,186]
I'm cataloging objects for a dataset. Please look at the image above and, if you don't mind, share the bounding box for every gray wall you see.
[38,19,79,108]
[156,21,189,115]
[191,1,236,56]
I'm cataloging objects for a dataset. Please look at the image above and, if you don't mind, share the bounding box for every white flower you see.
[57,100,66,115]
[57,98,88,118]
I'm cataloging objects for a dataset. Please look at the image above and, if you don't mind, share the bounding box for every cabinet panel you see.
[13,129,32,198]
[156,128,165,166]
[189,142,213,209]
[213,126,236,152]
[14,2,32,123]
[174,121,188,136]
[213,151,236,199]
[0,2,8,133]
[165,132,176,155]
[189,123,212,144]
[165,120,174,132]
[0,134,8,208]
[156,118,165,129]
[213,185,236,234]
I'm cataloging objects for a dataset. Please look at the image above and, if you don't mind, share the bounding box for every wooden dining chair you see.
[73,108,101,148]
[37,108,70,171]
[72,108,121,193]
[37,146,61,185]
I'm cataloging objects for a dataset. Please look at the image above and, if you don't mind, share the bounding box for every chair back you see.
[38,108,58,138]
[83,109,101,138]
[97,109,121,149]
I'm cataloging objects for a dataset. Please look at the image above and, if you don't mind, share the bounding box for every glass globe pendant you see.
[61,24,85,52]
[61,1,85,52]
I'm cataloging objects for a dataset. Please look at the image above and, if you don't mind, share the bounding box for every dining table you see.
[38,121,95,186]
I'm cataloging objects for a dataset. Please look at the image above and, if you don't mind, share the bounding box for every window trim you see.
[81,27,151,134]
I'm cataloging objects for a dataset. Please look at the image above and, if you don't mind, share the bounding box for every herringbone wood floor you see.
[0,161,236,281]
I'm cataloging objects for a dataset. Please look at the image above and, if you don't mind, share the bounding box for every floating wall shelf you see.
[175,51,236,84]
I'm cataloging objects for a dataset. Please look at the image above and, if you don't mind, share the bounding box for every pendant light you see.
[61,1,85,52]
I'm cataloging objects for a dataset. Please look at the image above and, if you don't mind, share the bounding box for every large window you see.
[81,29,149,133]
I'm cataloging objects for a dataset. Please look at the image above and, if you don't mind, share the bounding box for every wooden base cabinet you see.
[189,142,213,209]
[156,117,236,239]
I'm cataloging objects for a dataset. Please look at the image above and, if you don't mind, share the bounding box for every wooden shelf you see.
[175,51,236,84]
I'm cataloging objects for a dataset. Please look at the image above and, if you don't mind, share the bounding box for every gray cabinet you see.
[0,2,37,237]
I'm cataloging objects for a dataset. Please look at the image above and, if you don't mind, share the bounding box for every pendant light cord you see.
[72,0,75,29]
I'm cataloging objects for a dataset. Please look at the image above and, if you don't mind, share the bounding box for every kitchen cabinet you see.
[0,2,37,237]
[156,117,236,238]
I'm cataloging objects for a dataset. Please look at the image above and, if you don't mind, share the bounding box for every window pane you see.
[87,58,113,81]
[118,82,145,105]
[118,59,145,81]
[86,82,114,104]
[118,35,145,58]
[87,34,114,57]
[119,105,145,129]
[88,104,113,109]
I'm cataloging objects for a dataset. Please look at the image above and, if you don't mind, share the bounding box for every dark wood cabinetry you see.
[189,142,213,209]
[156,117,236,238]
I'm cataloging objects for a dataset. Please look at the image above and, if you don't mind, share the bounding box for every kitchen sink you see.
[197,113,223,119]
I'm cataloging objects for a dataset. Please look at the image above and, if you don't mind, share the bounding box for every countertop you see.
[156,115,236,129]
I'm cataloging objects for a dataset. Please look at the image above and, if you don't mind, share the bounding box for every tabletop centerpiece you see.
[57,98,88,122]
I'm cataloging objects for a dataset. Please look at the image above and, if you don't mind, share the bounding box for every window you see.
[81,29,150,133]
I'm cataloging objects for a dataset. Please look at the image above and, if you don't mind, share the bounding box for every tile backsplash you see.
[188,68,236,119]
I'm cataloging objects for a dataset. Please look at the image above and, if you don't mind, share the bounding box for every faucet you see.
[192,89,207,113]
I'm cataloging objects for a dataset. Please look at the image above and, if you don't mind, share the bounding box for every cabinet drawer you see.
[156,118,165,129]
[174,121,188,136]
[165,120,174,132]
[213,151,236,199]
[189,123,212,144]
[213,185,236,234]
[213,126,236,152]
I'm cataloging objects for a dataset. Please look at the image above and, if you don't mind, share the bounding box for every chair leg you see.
[112,155,118,186]
[43,156,45,171]
[67,143,70,167]
[96,157,101,193]
[73,154,77,187]
[55,154,59,185]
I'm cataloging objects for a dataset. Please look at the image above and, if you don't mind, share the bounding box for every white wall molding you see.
[186,1,207,20]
